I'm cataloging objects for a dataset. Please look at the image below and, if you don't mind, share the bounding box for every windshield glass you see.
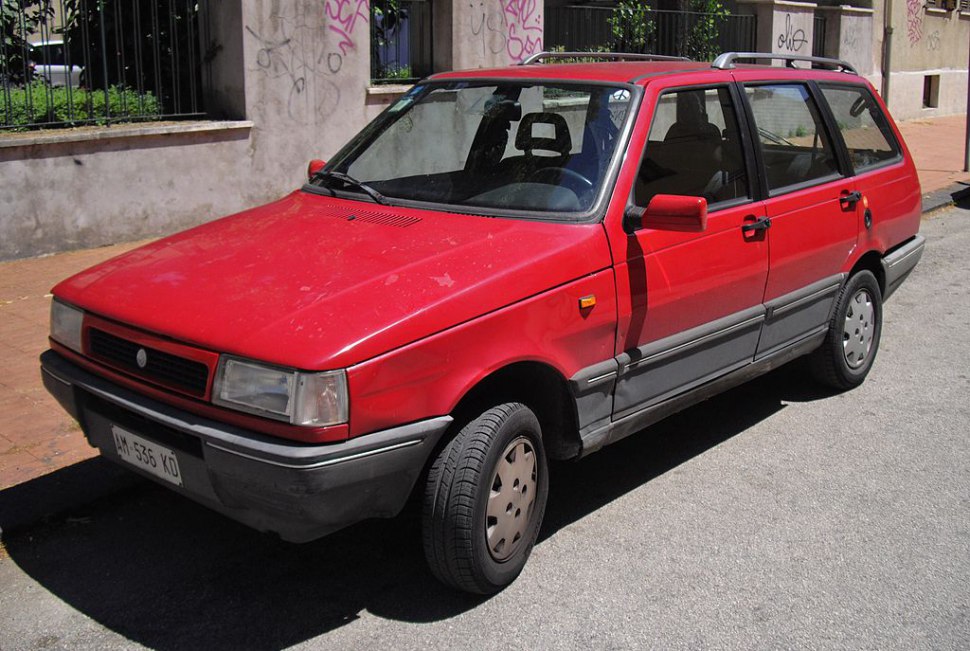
[314,81,634,218]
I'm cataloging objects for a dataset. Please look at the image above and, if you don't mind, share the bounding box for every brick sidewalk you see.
[898,114,969,195]
[1,113,968,491]
[0,241,146,489]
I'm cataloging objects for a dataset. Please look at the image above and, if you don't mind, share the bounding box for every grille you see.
[89,328,209,397]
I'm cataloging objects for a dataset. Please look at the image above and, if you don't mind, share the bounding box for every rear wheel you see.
[422,402,548,594]
[809,270,883,390]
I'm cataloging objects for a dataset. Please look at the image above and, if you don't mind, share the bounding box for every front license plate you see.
[111,425,183,487]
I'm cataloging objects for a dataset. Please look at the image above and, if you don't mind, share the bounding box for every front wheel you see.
[422,403,548,594]
[809,270,883,390]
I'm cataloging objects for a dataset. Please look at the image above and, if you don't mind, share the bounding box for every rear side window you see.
[819,85,901,173]
[634,86,749,208]
[744,84,840,194]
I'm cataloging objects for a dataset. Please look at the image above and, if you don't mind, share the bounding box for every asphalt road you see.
[1,205,968,651]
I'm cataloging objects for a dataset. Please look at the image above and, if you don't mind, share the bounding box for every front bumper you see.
[40,350,451,542]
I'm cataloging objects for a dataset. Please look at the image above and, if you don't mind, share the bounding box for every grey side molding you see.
[881,235,925,301]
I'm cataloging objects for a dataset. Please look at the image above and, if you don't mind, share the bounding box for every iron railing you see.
[1,0,206,131]
[371,0,433,84]
[545,7,757,61]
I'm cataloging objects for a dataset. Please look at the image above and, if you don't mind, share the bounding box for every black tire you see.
[809,270,883,390]
[422,402,548,594]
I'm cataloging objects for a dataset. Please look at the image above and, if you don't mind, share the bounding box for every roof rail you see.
[520,51,691,66]
[712,52,858,75]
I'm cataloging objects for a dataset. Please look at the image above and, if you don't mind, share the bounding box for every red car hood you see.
[54,192,612,369]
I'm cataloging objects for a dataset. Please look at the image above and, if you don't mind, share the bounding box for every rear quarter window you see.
[819,85,901,173]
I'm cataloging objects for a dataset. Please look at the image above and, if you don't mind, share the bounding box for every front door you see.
[611,84,769,418]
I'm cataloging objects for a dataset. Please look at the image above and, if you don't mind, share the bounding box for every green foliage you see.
[1,1,56,81]
[1,82,160,130]
[684,0,728,62]
[547,44,614,63]
[378,64,412,81]
[609,1,654,53]
[600,0,727,60]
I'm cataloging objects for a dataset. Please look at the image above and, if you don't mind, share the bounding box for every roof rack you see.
[712,52,858,75]
[520,51,691,66]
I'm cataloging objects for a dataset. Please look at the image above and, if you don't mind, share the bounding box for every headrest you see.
[515,112,572,158]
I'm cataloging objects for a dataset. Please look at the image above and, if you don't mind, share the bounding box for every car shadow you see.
[3,363,823,650]
[951,183,970,210]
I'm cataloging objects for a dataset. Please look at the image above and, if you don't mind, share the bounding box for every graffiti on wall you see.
[504,0,542,63]
[906,0,923,45]
[840,25,859,52]
[469,0,542,64]
[246,2,357,124]
[469,0,509,58]
[776,14,808,53]
[326,0,370,56]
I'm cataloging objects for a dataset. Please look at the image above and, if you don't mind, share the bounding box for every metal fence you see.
[545,7,758,61]
[1,0,206,131]
[371,0,433,84]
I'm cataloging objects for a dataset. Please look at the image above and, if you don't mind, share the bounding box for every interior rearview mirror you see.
[624,194,708,234]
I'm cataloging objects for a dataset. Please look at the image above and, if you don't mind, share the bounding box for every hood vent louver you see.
[345,209,422,228]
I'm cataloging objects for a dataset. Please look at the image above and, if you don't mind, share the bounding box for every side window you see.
[634,86,749,208]
[819,85,901,172]
[744,84,840,193]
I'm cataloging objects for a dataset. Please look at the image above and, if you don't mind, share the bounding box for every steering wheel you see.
[528,166,594,195]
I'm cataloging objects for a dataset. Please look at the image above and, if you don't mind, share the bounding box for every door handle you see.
[840,190,863,207]
[741,216,771,233]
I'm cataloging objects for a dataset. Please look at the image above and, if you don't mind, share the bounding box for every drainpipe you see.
[882,0,894,103]
[965,32,969,172]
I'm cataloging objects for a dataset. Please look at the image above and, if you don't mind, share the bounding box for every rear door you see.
[738,80,858,358]
[816,83,921,254]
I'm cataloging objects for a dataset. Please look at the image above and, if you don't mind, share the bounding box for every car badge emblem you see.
[136,348,148,369]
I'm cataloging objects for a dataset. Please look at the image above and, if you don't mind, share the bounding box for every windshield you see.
[313,81,635,219]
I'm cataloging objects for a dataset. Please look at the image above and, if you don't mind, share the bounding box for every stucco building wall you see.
[0,0,544,261]
[873,1,969,121]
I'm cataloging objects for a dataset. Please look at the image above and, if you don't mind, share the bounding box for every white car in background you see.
[29,39,83,87]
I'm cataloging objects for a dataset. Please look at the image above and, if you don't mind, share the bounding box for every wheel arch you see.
[446,361,582,462]
[848,250,886,296]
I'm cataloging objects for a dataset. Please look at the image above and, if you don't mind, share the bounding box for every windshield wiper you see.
[312,170,387,205]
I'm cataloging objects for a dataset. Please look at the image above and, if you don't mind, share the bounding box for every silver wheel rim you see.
[485,436,537,562]
[842,288,875,369]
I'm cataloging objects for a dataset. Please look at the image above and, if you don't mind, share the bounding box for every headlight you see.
[50,299,84,353]
[213,356,348,427]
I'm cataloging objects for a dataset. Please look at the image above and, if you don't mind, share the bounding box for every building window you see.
[370,0,433,84]
[923,75,941,109]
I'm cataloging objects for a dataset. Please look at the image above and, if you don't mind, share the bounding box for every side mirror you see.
[307,159,326,180]
[623,194,708,234]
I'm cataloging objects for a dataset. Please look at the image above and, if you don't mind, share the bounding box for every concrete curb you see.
[922,182,970,215]
[2,185,968,541]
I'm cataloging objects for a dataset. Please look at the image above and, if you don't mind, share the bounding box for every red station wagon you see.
[42,51,925,594]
